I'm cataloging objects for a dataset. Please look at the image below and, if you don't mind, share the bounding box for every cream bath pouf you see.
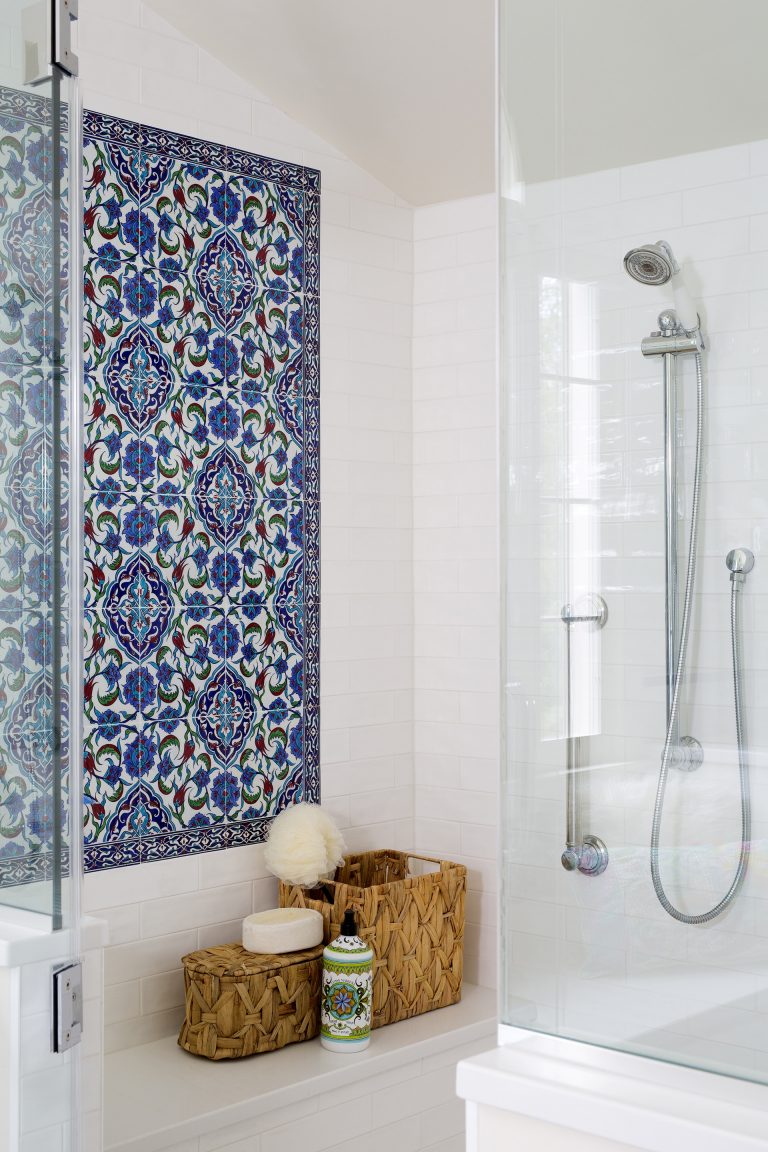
[264,803,346,887]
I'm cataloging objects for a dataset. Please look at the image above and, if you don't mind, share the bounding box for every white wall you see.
[125,1030,493,1152]
[502,140,768,1078]
[18,953,97,1152]
[75,0,502,1064]
[76,0,415,1052]
[0,927,103,1152]
[412,196,500,989]
[0,967,15,1152]
[470,1105,642,1152]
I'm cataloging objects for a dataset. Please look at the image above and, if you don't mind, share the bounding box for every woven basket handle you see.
[403,853,446,875]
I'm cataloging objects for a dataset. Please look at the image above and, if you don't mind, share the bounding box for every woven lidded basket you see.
[178,942,324,1060]
[279,850,466,1029]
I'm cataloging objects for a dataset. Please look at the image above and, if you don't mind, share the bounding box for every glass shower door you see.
[0,0,77,924]
[0,2,82,1149]
[500,0,768,1089]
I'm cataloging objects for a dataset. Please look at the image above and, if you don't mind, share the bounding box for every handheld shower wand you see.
[624,239,700,332]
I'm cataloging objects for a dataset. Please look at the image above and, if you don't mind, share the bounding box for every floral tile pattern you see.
[140,152,231,274]
[0,605,65,879]
[0,100,55,366]
[0,85,72,887]
[228,176,304,293]
[83,138,144,266]
[82,111,320,871]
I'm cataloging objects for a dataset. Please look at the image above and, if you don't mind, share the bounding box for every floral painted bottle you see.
[320,908,373,1051]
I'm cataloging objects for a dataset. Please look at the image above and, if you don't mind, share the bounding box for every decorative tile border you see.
[305,194,321,297]
[0,85,53,126]
[143,122,228,171]
[81,110,321,200]
[82,112,320,871]
[82,108,138,147]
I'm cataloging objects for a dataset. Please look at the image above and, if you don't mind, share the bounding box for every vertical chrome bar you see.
[560,598,609,875]
[663,352,679,748]
[641,318,705,772]
[564,622,579,851]
[565,736,582,851]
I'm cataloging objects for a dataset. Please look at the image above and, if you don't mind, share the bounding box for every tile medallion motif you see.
[82,110,320,871]
[0,92,55,367]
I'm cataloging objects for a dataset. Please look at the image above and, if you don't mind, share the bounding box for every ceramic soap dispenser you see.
[320,908,373,1051]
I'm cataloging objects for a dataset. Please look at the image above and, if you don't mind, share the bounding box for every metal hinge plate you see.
[53,0,79,76]
[22,0,78,85]
[52,961,82,1053]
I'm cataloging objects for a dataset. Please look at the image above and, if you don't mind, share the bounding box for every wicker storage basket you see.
[279,850,466,1029]
[178,942,324,1060]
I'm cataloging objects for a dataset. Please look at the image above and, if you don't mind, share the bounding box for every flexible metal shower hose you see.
[650,352,752,923]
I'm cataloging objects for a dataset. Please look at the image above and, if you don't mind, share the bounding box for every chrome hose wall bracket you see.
[671,735,704,772]
[561,835,609,876]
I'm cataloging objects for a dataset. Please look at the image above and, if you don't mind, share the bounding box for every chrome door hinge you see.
[53,0,79,76]
[22,0,78,85]
[52,961,82,1053]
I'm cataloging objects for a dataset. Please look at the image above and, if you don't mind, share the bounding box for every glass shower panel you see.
[501,0,768,1084]
[0,1,76,926]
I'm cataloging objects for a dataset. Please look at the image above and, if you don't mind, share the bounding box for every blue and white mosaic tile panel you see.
[82,111,320,872]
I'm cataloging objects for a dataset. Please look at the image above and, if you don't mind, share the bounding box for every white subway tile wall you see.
[413,195,500,990]
[13,933,103,1152]
[503,142,768,1077]
[77,0,416,1054]
[110,1033,491,1152]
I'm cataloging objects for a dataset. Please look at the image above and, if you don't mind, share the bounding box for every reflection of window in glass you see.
[539,277,599,381]
[568,281,599,382]
[538,275,602,740]
[539,276,563,377]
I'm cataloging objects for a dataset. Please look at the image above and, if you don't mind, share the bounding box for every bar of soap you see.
[242,908,324,954]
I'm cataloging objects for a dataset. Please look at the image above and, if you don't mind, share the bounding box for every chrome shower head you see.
[623,241,680,286]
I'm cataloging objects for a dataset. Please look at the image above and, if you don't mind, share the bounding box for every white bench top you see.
[106,983,496,1152]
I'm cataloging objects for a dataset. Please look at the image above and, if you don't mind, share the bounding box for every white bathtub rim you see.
[457,1027,768,1152]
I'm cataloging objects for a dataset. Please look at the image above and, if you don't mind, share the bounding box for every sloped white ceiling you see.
[144,0,496,206]
[146,0,768,204]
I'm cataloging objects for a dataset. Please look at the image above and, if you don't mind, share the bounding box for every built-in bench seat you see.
[105,983,496,1152]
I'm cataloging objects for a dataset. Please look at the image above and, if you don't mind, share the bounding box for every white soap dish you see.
[242,908,324,954]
